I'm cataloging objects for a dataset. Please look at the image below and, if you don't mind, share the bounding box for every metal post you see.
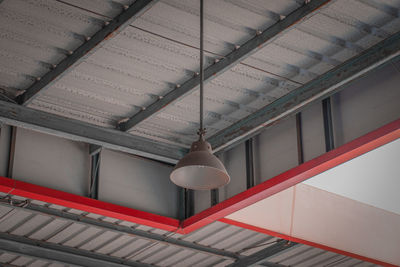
[211,189,219,206]
[322,97,335,152]
[245,138,255,189]
[6,126,16,178]
[185,189,194,218]
[89,145,102,199]
[296,113,304,164]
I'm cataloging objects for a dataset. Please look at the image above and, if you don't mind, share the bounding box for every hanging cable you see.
[199,0,205,137]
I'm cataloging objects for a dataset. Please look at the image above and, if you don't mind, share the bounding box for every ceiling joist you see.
[117,0,332,132]
[18,0,159,106]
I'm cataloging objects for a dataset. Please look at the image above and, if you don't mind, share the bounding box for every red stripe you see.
[181,118,400,233]
[0,118,398,263]
[219,218,397,267]
[0,177,179,231]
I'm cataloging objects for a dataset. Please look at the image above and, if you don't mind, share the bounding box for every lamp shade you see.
[170,137,230,190]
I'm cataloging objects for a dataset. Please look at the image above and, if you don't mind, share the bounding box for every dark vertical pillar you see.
[211,189,219,206]
[296,113,304,165]
[185,189,194,218]
[245,138,255,189]
[7,126,16,178]
[322,97,335,152]
[89,145,101,199]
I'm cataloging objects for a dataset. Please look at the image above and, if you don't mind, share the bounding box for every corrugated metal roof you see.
[0,193,380,266]
[0,1,397,265]
[1,0,397,148]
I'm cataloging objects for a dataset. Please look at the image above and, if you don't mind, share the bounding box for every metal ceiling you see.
[0,193,379,267]
[0,1,398,265]
[1,0,399,152]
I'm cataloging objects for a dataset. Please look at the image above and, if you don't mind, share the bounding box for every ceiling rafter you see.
[18,0,159,106]
[209,31,400,152]
[0,100,186,164]
[117,0,332,132]
[0,232,153,267]
[226,240,298,267]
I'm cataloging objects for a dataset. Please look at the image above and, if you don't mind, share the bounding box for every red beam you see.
[0,118,398,238]
[181,118,400,233]
[219,218,397,267]
[0,177,179,232]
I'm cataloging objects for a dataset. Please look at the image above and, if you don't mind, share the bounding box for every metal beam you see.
[0,100,186,164]
[211,188,219,206]
[296,113,304,165]
[209,31,400,152]
[118,0,331,131]
[18,0,159,106]
[322,97,335,152]
[227,240,298,267]
[245,138,255,189]
[0,232,152,267]
[0,202,241,261]
[260,262,290,267]
[185,189,195,219]
[89,144,101,199]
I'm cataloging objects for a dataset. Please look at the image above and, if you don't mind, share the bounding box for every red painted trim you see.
[181,118,400,233]
[219,218,397,267]
[0,118,398,262]
[0,177,179,232]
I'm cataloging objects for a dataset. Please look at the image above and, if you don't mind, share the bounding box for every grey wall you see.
[98,149,178,218]
[0,127,179,218]
[332,63,400,147]
[301,102,325,162]
[0,125,12,177]
[12,128,90,196]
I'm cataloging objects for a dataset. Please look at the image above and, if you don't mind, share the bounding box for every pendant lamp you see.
[170,0,230,190]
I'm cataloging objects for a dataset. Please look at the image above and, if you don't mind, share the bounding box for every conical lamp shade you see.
[170,137,230,190]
